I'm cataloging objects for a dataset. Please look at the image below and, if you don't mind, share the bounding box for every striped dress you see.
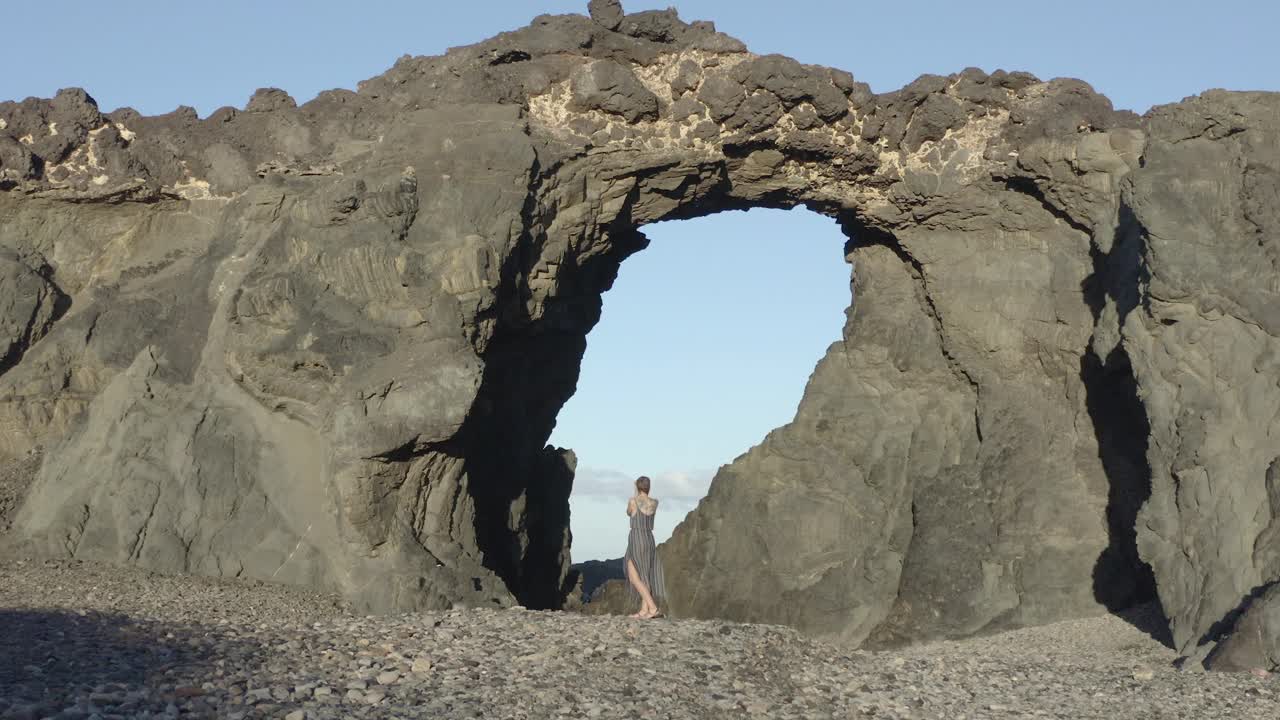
[625,496,666,604]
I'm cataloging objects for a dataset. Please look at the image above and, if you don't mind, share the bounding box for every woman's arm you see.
[626,496,636,516]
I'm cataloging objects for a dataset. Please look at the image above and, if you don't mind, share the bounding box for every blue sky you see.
[554,209,849,560]
[4,1,1277,116]
[5,1,1276,561]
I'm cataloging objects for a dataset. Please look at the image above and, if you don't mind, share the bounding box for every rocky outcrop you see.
[1121,91,1280,666]
[0,2,1275,668]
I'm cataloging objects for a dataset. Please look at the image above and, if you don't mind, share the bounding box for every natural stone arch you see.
[443,18,1154,645]
[2,1,1277,666]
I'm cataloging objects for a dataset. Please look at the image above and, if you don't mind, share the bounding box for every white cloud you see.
[653,468,715,502]
[568,466,717,560]
[569,466,635,499]
[571,466,715,503]
[569,492,705,561]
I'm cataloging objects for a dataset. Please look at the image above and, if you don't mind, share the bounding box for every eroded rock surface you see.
[0,1,1275,667]
[1123,91,1280,665]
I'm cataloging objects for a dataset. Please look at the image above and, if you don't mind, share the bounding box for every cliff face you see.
[0,0,1275,666]
[1123,92,1280,669]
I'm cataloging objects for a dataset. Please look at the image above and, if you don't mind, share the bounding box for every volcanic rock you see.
[0,1,1275,671]
[587,0,624,31]
[568,59,660,123]
[1125,90,1280,662]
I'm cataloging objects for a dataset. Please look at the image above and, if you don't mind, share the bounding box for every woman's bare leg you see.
[625,558,659,617]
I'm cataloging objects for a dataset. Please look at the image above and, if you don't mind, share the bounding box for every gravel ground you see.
[1,558,1277,719]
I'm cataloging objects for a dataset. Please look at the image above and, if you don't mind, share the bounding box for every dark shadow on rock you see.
[460,200,651,610]
[1202,580,1280,671]
[458,330,592,611]
[1198,580,1278,649]
[527,445,581,608]
[0,609,267,715]
[1083,345,1158,618]
[1114,601,1175,650]
[1079,203,1168,647]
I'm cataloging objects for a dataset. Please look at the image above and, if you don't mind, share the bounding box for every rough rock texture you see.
[0,451,39,537]
[1206,583,1280,673]
[0,1,1276,668]
[587,0,624,31]
[1122,91,1280,665]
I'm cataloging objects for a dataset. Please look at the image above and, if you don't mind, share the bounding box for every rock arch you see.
[2,2,1278,665]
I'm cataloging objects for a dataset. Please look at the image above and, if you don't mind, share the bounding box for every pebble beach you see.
[1,558,1276,719]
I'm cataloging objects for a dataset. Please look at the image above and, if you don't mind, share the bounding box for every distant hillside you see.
[571,557,625,602]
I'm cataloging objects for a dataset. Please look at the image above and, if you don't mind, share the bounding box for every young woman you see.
[624,475,666,619]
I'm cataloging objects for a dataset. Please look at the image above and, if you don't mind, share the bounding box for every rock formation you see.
[0,2,1275,668]
[1123,92,1280,670]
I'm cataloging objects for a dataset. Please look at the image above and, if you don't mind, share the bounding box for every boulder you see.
[587,0,624,31]
[1205,583,1280,672]
[568,59,659,123]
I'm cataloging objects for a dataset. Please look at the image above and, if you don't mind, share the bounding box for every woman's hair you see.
[635,475,651,494]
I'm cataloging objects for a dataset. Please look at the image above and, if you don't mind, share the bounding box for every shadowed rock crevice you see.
[456,332,588,609]
[1203,580,1280,671]
[456,173,651,607]
[1079,200,1161,623]
[1083,346,1158,614]
[1200,581,1279,649]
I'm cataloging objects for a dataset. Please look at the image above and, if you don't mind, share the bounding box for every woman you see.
[624,475,666,619]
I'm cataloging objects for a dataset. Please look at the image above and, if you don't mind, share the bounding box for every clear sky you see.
[555,209,850,560]
[4,1,1276,561]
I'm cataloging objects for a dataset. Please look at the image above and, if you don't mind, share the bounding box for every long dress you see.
[625,497,666,605]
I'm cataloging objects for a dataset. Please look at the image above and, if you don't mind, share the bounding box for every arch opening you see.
[402,44,1166,640]
[552,207,852,580]
[450,156,1161,643]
